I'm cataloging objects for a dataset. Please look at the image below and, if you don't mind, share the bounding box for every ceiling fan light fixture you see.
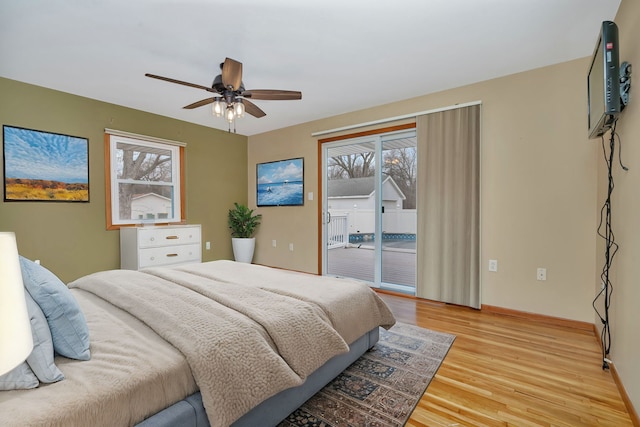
[234,101,245,118]
[225,105,235,123]
[212,99,224,117]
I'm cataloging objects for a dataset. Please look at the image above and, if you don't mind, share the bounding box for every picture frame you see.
[3,125,89,202]
[256,157,304,207]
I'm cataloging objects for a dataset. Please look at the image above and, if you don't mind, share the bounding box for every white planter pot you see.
[232,237,256,263]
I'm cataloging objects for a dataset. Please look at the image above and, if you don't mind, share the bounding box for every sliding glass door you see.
[380,133,417,292]
[322,129,417,294]
[324,141,376,284]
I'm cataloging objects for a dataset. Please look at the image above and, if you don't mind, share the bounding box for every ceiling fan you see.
[145,57,302,130]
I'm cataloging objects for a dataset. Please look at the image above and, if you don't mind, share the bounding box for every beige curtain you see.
[416,104,480,308]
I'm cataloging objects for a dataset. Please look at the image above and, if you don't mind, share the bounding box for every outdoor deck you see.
[327,246,416,290]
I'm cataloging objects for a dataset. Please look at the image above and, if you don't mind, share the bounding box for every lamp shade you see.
[234,101,245,118]
[0,232,33,375]
[212,99,224,117]
[225,106,235,123]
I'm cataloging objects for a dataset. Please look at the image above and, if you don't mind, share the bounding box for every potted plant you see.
[228,202,262,263]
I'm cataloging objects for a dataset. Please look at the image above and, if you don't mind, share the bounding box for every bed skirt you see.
[136,327,380,427]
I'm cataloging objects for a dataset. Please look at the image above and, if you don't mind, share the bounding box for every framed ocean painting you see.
[256,157,304,207]
[3,125,89,202]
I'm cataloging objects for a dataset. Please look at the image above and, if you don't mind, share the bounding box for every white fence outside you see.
[328,208,417,236]
[327,214,349,249]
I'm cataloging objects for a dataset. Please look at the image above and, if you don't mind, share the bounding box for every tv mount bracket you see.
[620,61,632,108]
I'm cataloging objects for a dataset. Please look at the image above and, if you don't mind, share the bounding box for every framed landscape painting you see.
[3,125,89,202]
[256,157,304,207]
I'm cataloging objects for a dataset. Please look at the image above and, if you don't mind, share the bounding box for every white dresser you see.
[120,225,202,270]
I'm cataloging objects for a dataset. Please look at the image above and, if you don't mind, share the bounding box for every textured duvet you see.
[1,261,395,427]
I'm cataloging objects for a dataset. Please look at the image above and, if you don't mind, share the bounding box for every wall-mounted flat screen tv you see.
[587,21,621,139]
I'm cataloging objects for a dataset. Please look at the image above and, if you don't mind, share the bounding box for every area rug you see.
[278,323,455,427]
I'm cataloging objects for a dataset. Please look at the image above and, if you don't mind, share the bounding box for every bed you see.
[0,259,395,427]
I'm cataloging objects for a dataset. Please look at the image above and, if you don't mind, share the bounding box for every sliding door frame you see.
[317,123,416,282]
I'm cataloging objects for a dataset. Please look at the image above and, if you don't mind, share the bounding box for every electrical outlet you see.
[537,268,547,281]
[205,241,211,250]
[289,243,294,251]
[488,259,498,272]
[272,240,277,248]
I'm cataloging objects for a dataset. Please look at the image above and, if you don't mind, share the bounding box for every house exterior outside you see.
[327,176,405,211]
[327,176,416,237]
[131,193,172,220]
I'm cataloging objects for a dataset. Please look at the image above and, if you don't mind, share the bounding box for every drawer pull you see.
[165,235,179,240]
[166,253,178,257]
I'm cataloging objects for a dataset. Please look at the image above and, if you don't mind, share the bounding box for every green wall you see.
[0,77,248,283]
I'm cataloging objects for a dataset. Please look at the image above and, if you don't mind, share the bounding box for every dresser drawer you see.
[137,226,201,248]
[120,224,202,270]
[137,243,201,268]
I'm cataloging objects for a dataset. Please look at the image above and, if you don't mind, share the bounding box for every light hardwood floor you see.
[376,292,634,427]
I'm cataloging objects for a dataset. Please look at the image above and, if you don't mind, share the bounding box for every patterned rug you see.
[278,323,455,427]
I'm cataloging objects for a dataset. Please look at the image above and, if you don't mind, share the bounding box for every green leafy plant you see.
[228,203,262,238]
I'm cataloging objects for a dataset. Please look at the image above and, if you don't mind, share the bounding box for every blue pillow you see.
[0,362,38,390]
[20,257,91,361]
[24,290,65,383]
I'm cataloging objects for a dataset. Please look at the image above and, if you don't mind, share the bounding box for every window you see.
[105,130,185,229]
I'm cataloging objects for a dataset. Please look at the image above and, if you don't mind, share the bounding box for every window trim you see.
[104,131,186,230]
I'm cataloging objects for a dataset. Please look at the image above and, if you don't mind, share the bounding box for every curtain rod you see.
[310,100,482,137]
[104,128,186,147]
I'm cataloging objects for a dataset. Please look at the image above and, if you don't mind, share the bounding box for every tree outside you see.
[328,146,417,209]
[116,143,173,220]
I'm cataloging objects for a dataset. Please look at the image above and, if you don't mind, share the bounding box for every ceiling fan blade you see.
[145,73,213,92]
[221,58,243,91]
[242,99,266,118]
[183,97,217,109]
[243,89,302,100]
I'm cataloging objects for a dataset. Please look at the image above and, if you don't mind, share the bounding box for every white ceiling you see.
[0,0,621,136]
